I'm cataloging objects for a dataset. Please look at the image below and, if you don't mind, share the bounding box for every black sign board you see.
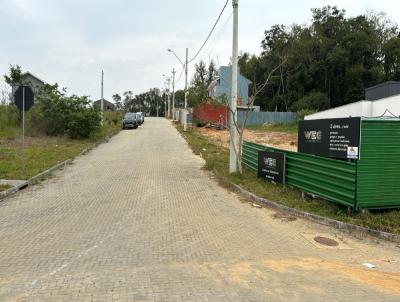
[258,151,286,184]
[298,117,361,160]
[14,86,34,111]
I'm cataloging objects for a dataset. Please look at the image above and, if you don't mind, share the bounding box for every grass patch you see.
[0,184,12,192]
[177,124,400,235]
[246,122,298,133]
[0,111,123,180]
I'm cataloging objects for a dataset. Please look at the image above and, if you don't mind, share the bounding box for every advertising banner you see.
[257,151,286,184]
[298,117,361,159]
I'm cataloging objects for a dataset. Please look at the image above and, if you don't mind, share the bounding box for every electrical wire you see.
[175,65,185,85]
[188,0,229,64]
[200,11,233,64]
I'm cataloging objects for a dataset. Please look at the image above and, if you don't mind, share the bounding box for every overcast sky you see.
[1,0,400,102]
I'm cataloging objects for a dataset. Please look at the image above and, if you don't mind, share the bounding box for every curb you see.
[0,135,114,202]
[232,183,400,244]
[79,136,111,156]
[0,159,72,201]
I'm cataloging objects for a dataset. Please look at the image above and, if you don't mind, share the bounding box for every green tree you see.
[188,60,218,107]
[112,93,123,111]
[4,64,25,87]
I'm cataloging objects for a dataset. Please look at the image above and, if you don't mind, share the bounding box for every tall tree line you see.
[238,6,400,112]
[113,88,164,116]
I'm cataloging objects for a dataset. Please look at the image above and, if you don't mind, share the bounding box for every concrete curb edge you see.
[0,159,72,201]
[231,183,400,244]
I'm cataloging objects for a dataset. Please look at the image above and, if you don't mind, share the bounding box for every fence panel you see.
[238,111,297,125]
[242,141,357,208]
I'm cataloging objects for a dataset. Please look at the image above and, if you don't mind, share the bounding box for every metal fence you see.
[242,141,357,208]
[237,111,297,126]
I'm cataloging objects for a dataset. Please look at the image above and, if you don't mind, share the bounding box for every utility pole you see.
[172,68,176,121]
[164,90,167,117]
[229,0,239,173]
[166,78,171,118]
[184,47,189,131]
[101,70,104,125]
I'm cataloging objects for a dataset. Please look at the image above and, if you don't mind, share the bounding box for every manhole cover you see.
[313,236,339,246]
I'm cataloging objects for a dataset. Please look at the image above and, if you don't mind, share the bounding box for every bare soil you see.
[196,127,298,151]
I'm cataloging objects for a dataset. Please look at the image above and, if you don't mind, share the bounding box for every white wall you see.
[305,101,371,120]
[372,94,400,116]
[305,95,400,120]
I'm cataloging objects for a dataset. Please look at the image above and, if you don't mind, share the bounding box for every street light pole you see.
[184,47,188,131]
[164,91,167,117]
[101,70,104,125]
[162,74,171,118]
[167,79,171,118]
[172,68,176,121]
[229,0,239,173]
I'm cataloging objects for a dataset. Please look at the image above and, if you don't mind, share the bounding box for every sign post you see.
[14,86,34,178]
[258,151,286,184]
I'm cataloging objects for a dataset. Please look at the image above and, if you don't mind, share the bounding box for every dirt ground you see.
[196,126,298,151]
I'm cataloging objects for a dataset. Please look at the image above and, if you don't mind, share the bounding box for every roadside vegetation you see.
[177,125,400,235]
[0,105,122,182]
[0,65,123,185]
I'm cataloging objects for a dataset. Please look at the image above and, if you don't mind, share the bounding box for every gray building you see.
[365,81,400,101]
[208,66,252,105]
[11,72,45,102]
[94,99,115,111]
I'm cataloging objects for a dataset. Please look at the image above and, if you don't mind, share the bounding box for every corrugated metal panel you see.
[243,141,357,207]
[193,103,228,126]
[237,111,297,125]
[356,119,400,209]
[365,81,400,101]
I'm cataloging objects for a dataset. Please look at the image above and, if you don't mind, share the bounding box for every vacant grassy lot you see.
[0,111,123,181]
[177,125,400,235]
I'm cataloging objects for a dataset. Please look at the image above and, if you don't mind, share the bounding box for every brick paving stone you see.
[1,118,400,301]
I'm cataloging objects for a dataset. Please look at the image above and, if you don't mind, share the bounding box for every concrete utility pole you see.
[164,91,167,117]
[184,47,189,131]
[229,0,239,173]
[162,74,171,118]
[168,48,189,127]
[101,70,104,125]
[172,68,176,121]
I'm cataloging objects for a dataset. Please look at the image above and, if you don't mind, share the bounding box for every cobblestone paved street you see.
[1,117,400,301]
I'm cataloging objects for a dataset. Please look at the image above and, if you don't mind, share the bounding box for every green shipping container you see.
[242,118,400,210]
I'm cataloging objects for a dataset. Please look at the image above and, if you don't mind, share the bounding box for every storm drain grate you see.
[313,236,339,247]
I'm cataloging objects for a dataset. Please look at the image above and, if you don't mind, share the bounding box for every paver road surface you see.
[1,118,400,301]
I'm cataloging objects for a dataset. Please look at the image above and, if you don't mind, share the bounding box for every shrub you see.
[0,104,19,127]
[297,109,317,121]
[36,84,101,138]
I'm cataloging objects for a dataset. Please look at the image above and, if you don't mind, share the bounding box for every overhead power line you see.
[175,65,185,85]
[200,11,233,63]
[188,0,229,64]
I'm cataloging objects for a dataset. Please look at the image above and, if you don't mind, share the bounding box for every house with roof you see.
[94,99,115,111]
[208,66,252,106]
[11,72,45,101]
